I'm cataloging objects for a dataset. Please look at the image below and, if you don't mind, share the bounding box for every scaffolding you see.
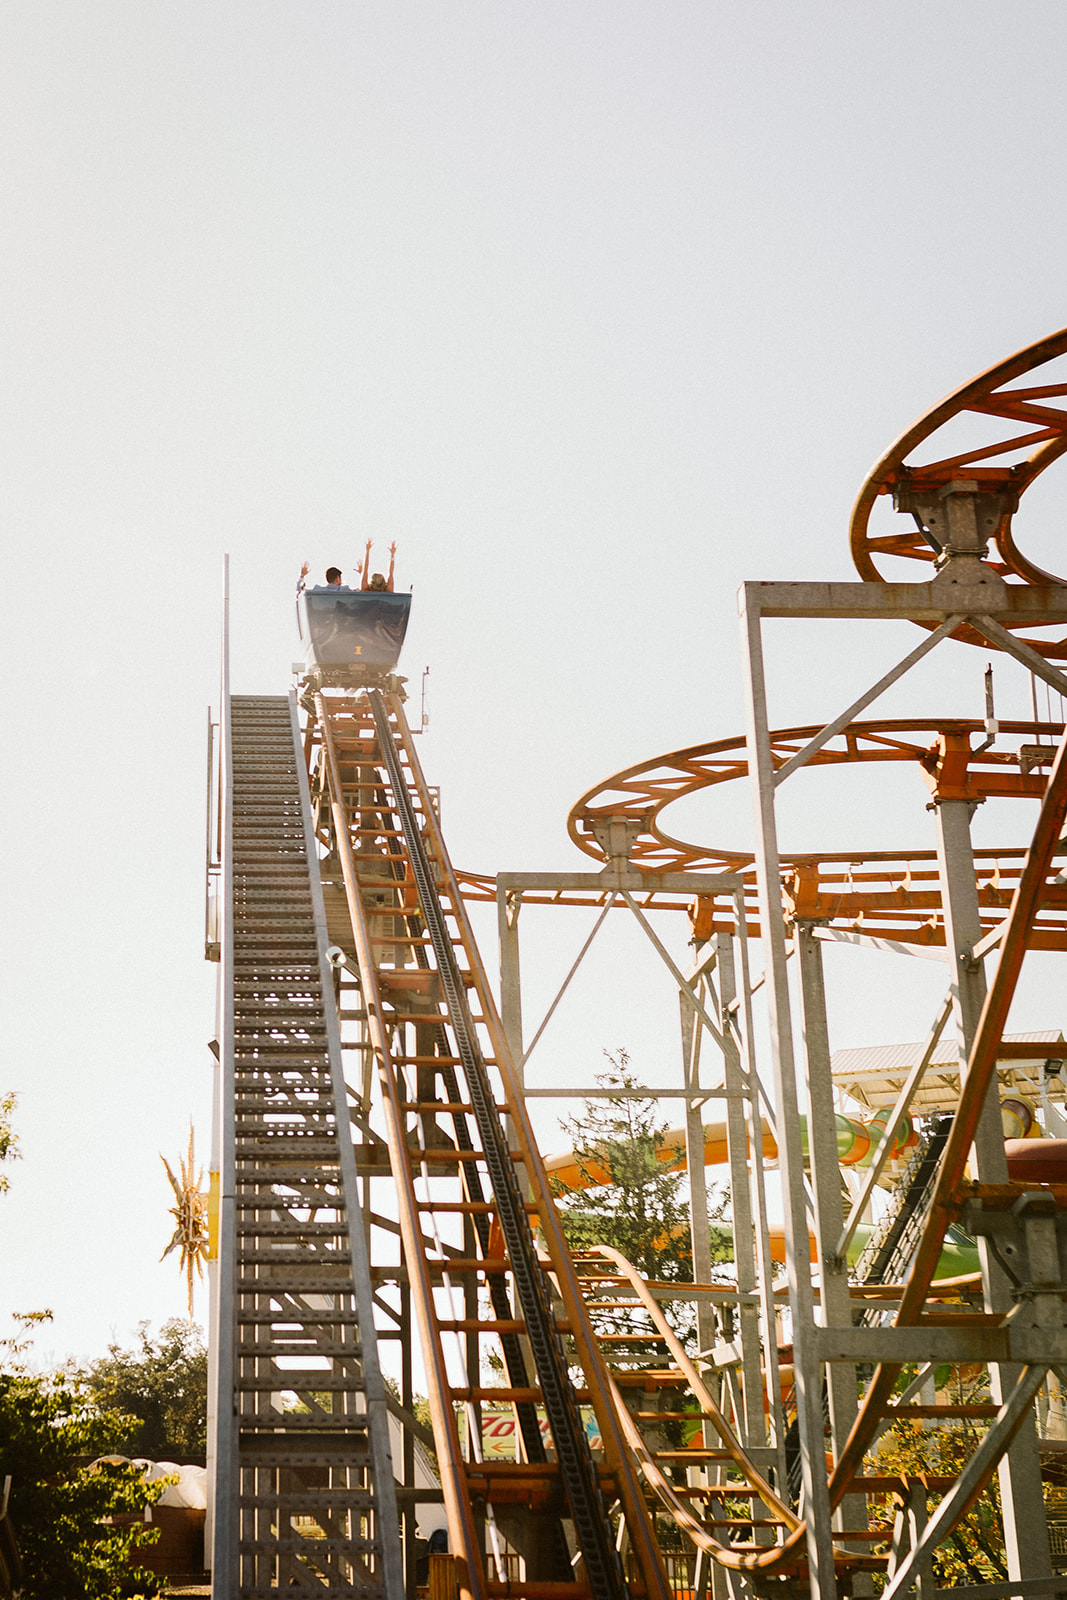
[205,325,1067,1598]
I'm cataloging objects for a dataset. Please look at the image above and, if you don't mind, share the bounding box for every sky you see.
[3,2,1067,1365]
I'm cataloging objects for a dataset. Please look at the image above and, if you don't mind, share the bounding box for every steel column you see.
[680,983,717,1357]
[740,596,839,1595]
[496,887,524,1077]
[794,925,867,1559]
[731,900,789,1490]
[712,935,767,1461]
[933,792,1052,1587]
[210,556,238,1596]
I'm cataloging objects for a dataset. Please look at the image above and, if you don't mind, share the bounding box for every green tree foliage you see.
[553,1053,727,1284]
[0,1092,18,1193]
[77,1320,208,1461]
[0,1317,164,1598]
[551,1054,729,1433]
[870,1368,1007,1587]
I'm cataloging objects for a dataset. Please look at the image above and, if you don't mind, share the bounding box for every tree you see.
[0,1092,17,1193]
[870,1368,1007,1586]
[77,1320,208,1461]
[0,1316,164,1598]
[553,1053,728,1284]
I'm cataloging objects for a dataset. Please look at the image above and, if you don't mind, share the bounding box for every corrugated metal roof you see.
[830,1032,1065,1111]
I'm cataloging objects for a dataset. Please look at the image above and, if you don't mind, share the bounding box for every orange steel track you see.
[850,324,1067,657]
[551,717,1067,948]
[304,688,670,1600]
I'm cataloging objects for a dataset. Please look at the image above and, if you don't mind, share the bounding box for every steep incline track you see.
[306,686,670,1600]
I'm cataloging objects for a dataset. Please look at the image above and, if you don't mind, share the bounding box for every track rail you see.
[564,718,1067,949]
[574,1248,806,1571]
[367,690,627,1600]
[850,325,1067,659]
[307,686,671,1600]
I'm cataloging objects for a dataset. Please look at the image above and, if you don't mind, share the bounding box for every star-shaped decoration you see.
[161,1125,210,1317]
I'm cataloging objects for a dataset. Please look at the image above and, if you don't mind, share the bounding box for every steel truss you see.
[489,330,1067,1597]
[206,327,1067,1600]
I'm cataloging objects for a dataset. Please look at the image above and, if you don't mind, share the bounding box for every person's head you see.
[369,572,387,591]
[325,567,343,585]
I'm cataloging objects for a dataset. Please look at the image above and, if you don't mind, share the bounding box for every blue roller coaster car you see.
[298,588,412,675]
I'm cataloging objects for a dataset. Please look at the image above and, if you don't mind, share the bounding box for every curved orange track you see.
[850,326,1067,658]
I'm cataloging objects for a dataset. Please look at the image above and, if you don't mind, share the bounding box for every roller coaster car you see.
[298,589,411,679]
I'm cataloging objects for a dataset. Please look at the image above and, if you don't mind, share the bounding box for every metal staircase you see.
[212,693,401,1598]
[852,1114,954,1294]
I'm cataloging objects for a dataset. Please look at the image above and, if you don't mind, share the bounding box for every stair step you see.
[239,1243,351,1260]
[238,1340,363,1359]
[237,1414,371,1434]
[241,1491,377,1511]
[236,1167,342,1184]
[235,1144,340,1161]
[240,1536,378,1556]
[239,1588,384,1600]
[237,1272,356,1292]
[237,1221,348,1237]
[238,1309,361,1325]
[237,1372,366,1392]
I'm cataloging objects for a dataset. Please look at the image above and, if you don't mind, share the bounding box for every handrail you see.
[584,1245,798,1530]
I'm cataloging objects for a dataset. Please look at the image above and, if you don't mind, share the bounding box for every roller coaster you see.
[205,327,1067,1599]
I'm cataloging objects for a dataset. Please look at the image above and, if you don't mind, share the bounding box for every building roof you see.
[830,1031,1066,1113]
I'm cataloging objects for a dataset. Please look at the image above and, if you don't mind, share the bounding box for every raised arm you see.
[360,539,373,591]
[386,541,396,591]
[297,560,310,595]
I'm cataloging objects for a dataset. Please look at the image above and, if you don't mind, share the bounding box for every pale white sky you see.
[3,3,1067,1363]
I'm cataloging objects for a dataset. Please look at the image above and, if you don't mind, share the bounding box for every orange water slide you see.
[544,1107,916,1194]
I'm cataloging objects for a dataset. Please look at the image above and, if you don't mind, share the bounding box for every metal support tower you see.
[486,329,1067,1592]
[933,775,1051,1584]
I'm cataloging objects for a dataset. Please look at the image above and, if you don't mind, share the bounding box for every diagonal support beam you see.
[619,892,728,1052]
[772,616,965,787]
[971,614,1067,700]
[834,992,953,1262]
[811,926,948,963]
[831,724,1067,1503]
[522,895,617,1065]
